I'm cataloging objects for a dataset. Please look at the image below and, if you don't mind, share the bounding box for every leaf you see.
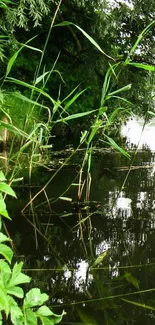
[6,77,56,105]
[7,286,24,298]
[0,183,17,198]
[6,35,39,77]
[107,84,132,98]
[35,71,50,84]
[0,243,13,264]
[91,251,108,267]
[55,21,114,60]
[8,262,31,287]
[126,62,155,71]
[0,260,11,274]
[0,195,11,219]
[56,109,96,123]
[0,232,11,243]
[24,288,49,308]
[126,21,155,59]
[64,89,87,110]
[0,285,9,317]
[59,197,72,202]
[36,306,53,317]
[10,306,24,325]
[104,135,130,158]
[12,92,50,111]
[25,309,37,325]
[0,120,29,139]
[124,272,139,289]
[38,312,66,325]
[0,172,6,182]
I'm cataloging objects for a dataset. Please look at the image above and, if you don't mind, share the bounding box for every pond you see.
[6,116,155,324]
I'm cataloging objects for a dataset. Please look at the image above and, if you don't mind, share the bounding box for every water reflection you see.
[7,133,155,324]
[121,116,155,150]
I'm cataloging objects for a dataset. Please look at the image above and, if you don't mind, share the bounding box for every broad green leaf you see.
[25,309,37,325]
[24,288,48,308]
[0,243,13,264]
[55,21,114,60]
[0,196,10,219]
[36,306,53,317]
[0,183,17,198]
[0,172,6,182]
[10,306,24,325]
[38,313,66,325]
[0,285,9,317]
[39,316,51,325]
[91,251,108,267]
[7,286,24,298]
[0,232,11,243]
[8,262,30,287]
[0,260,11,274]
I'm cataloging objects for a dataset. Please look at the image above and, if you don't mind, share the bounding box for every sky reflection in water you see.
[121,116,155,151]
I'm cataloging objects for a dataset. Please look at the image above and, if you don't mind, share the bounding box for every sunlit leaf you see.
[0,183,17,198]
[104,135,130,158]
[56,109,96,123]
[0,243,13,264]
[8,262,30,287]
[7,286,24,299]
[0,195,10,219]
[0,232,11,243]
[10,306,24,325]
[127,62,155,71]
[25,308,37,325]
[24,288,49,308]
[0,172,6,182]
[59,196,72,202]
[91,251,108,267]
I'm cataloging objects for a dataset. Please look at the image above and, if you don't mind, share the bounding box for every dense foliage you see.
[0,0,154,122]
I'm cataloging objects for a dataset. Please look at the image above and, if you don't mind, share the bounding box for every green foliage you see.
[0,171,65,325]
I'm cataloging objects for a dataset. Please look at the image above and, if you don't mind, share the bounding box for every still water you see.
[7,116,155,324]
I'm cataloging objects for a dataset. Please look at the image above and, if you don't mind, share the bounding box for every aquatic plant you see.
[0,170,65,324]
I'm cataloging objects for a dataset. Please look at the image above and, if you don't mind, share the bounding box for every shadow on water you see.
[5,117,155,324]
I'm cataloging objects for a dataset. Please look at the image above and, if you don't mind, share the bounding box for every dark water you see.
[6,145,155,324]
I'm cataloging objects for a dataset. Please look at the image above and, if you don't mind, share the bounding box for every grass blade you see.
[55,21,114,60]
[126,62,155,71]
